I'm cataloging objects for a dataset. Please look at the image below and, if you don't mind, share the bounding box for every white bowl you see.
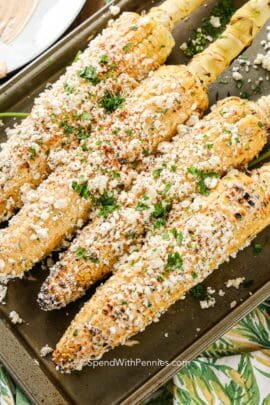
[0,0,87,74]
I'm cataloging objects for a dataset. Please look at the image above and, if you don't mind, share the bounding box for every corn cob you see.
[53,163,270,371]
[38,96,269,310]
[0,0,269,280]
[0,0,204,222]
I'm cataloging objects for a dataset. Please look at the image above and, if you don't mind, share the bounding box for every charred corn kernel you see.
[189,0,270,87]
[0,0,206,222]
[53,164,270,371]
[38,96,268,310]
[0,66,207,279]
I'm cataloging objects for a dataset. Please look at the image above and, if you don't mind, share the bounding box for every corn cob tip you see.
[37,287,63,311]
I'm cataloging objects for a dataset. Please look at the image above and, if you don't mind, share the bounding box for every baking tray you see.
[1,1,270,404]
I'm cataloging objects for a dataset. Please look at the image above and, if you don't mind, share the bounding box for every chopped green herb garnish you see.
[99,54,109,65]
[151,201,171,229]
[258,121,263,128]
[64,82,74,94]
[77,128,90,140]
[122,43,132,52]
[79,66,100,85]
[28,147,36,160]
[80,111,91,121]
[142,148,150,157]
[60,121,73,134]
[72,181,90,199]
[165,252,183,272]
[190,284,209,300]
[219,79,229,85]
[100,90,125,113]
[93,191,120,218]
[73,329,78,337]
[253,243,263,256]
[135,201,150,211]
[152,168,163,179]
[187,166,219,195]
[76,247,99,263]
[170,228,184,245]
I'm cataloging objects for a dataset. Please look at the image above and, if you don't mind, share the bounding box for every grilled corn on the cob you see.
[38,96,269,310]
[0,0,203,221]
[1,0,269,279]
[53,163,270,371]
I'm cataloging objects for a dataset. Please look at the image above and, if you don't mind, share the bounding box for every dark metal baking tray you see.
[0,1,270,404]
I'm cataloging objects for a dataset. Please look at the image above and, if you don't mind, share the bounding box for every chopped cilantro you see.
[151,201,171,229]
[80,111,91,121]
[99,54,109,65]
[64,82,74,94]
[72,181,90,199]
[135,201,150,211]
[60,121,73,135]
[79,66,100,85]
[77,128,90,140]
[165,252,183,272]
[131,25,138,31]
[190,284,209,300]
[187,166,219,195]
[28,147,36,160]
[76,247,99,263]
[100,90,125,113]
[152,168,163,179]
[170,228,184,245]
[142,148,150,157]
[258,121,263,128]
[253,243,263,256]
[122,43,132,53]
[93,191,119,218]
[125,129,133,136]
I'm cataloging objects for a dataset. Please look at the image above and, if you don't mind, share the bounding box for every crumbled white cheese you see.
[109,5,120,16]
[204,177,218,189]
[218,289,225,297]
[0,285,7,304]
[232,71,243,81]
[200,297,216,309]
[164,332,169,338]
[180,42,187,51]
[209,16,221,28]
[53,198,67,210]
[9,310,23,324]
[230,300,237,309]
[225,277,245,289]
[40,344,53,357]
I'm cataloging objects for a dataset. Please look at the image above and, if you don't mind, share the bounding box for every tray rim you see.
[0,0,270,404]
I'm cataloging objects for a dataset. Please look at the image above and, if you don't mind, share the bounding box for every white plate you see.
[0,0,87,74]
